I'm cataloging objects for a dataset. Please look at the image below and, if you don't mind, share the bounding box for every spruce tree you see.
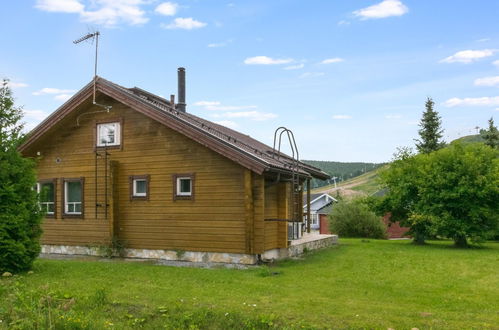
[481,117,499,149]
[415,97,445,154]
[0,79,43,273]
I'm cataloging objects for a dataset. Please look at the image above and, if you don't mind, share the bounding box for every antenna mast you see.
[73,31,111,117]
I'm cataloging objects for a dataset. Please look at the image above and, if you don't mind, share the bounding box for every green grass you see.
[1,239,498,329]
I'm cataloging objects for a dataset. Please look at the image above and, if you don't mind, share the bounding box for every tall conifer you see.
[415,97,445,154]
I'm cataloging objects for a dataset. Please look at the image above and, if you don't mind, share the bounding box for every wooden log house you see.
[19,69,329,264]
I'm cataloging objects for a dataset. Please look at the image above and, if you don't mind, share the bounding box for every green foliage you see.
[0,79,43,273]
[374,143,499,246]
[302,160,384,189]
[415,97,445,154]
[480,117,499,149]
[329,198,387,239]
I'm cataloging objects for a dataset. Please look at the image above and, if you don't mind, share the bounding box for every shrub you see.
[329,198,387,239]
[0,79,43,273]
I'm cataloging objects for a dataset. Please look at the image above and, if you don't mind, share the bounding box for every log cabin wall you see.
[26,97,284,254]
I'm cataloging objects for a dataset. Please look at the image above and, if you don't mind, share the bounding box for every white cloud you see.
[353,0,408,20]
[54,94,73,101]
[214,120,238,129]
[33,88,75,95]
[36,0,149,27]
[207,105,257,111]
[207,39,233,48]
[476,38,490,43]
[474,76,499,87]
[35,0,84,13]
[337,20,350,26]
[81,0,149,27]
[161,17,207,30]
[283,63,304,70]
[385,114,402,119]
[440,49,496,64]
[443,96,499,107]
[194,101,221,106]
[299,72,325,78]
[155,2,177,16]
[195,101,257,111]
[5,82,28,88]
[244,56,293,65]
[208,42,225,48]
[332,115,352,119]
[320,58,344,64]
[493,60,499,67]
[24,110,50,121]
[214,111,277,121]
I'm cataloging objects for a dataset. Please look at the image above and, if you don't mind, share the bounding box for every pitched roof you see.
[316,201,334,215]
[302,193,337,205]
[19,77,329,180]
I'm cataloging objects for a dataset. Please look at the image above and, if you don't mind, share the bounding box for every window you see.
[63,178,84,216]
[311,213,319,225]
[173,174,195,200]
[97,122,120,147]
[37,180,56,217]
[129,175,149,200]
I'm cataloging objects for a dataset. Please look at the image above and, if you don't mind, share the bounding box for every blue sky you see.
[1,0,499,162]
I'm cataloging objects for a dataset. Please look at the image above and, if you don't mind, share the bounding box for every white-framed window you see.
[133,179,147,197]
[97,122,120,147]
[176,177,192,196]
[37,181,55,216]
[129,175,149,200]
[311,213,319,225]
[64,180,83,215]
[173,174,194,200]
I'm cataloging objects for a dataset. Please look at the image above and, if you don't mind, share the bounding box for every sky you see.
[1,0,499,162]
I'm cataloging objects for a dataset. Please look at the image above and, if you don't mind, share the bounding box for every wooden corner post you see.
[306,178,311,233]
[244,169,254,254]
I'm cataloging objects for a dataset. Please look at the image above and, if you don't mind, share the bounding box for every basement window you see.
[97,122,120,147]
[130,175,149,200]
[173,174,195,200]
[37,180,56,217]
[63,178,84,217]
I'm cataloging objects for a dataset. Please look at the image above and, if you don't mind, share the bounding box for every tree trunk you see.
[454,235,468,248]
[413,232,426,245]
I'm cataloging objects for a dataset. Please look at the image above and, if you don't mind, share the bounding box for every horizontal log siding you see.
[31,100,249,253]
[264,184,279,250]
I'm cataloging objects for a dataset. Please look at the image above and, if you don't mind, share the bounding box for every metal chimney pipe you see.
[177,67,186,112]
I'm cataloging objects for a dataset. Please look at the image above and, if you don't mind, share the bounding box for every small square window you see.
[173,174,195,200]
[130,175,149,200]
[133,179,147,197]
[177,178,192,196]
[97,122,120,147]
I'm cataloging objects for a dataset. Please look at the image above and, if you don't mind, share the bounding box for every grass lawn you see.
[1,239,498,329]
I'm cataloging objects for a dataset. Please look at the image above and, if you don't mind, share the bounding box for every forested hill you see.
[302,160,385,189]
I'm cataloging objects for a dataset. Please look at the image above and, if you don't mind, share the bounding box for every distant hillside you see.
[302,160,385,189]
[451,134,484,145]
[311,165,386,197]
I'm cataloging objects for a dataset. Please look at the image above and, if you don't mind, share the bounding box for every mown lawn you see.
[1,239,498,329]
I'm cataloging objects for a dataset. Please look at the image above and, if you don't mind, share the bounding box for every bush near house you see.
[0,79,43,273]
[329,198,387,239]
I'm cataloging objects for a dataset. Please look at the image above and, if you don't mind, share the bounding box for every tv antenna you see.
[73,30,112,125]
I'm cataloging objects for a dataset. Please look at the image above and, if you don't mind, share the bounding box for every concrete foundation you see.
[262,233,338,261]
[41,234,338,265]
